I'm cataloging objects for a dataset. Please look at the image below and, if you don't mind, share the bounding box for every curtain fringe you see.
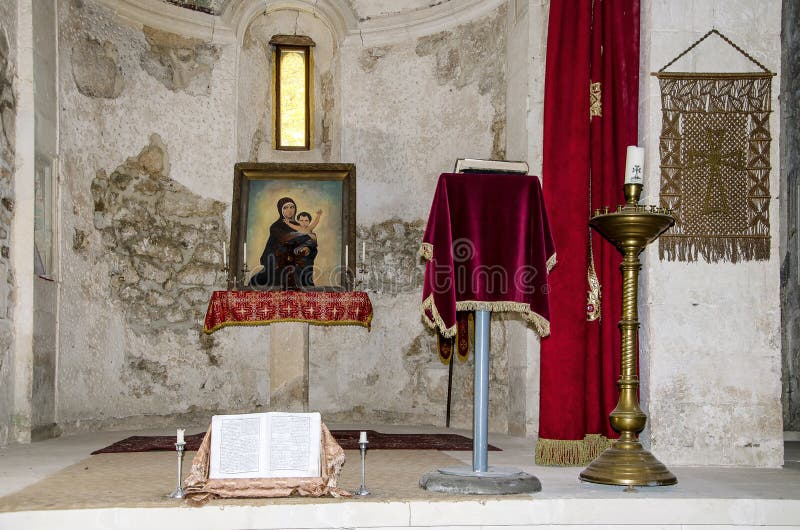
[534,434,612,466]
[659,235,770,263]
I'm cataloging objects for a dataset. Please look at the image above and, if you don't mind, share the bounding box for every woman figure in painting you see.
[249,197,319,289]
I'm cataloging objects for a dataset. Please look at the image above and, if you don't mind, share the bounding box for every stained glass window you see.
[271,35,314,151]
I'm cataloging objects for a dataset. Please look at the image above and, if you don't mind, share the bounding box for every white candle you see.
[345,245,349,270]
[359,431,368,444]
[362,241,366,262]
[624,145,645,184]
[222,242,227,267]
[243,241,247,261]
[177,428,185,444]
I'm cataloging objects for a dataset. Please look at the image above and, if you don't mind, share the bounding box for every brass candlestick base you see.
[580,183,677,487]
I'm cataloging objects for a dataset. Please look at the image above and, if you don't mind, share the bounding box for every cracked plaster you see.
[342,5,505,223]
[140,26,221,95]
[71,36,124,98]
[90,134,227,330]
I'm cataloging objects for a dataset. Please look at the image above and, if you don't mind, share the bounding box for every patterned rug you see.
[90,430,500,454]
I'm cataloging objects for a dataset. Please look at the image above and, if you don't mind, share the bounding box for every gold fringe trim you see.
[454,300,550,337]
[204,314,373,335]
[535,434,612,466]
[419,242,434,261]
[659,235,770,263]
[421,294,457,338]
[546,252,557,272]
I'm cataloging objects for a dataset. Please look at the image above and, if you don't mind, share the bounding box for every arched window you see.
[270,35,314,150]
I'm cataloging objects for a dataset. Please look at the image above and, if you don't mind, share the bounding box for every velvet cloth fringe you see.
[534,434,612,467]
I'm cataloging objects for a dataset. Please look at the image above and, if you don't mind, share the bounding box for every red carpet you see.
[90,430,501,454]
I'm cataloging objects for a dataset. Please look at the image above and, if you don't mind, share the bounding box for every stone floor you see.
[0,424,799,529]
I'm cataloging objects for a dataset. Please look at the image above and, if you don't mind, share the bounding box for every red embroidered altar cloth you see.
[203,290,373,334]
[420,173,556,338]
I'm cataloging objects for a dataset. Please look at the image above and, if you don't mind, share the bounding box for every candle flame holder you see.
[579,182,677,487]
[354,440,371,496]
[168,442,186,499]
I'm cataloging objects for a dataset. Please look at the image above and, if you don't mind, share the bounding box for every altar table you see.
[203,290,373,412]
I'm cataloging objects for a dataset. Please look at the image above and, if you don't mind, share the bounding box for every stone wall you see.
[55,0,270,432]
[781,0,800,432]
[639,0,783,466]
[0,0,17,446]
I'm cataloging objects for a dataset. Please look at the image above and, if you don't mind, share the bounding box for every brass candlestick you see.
[579,183,677,487]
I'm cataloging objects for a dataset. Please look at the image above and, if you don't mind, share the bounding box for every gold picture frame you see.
[230,163,356,291]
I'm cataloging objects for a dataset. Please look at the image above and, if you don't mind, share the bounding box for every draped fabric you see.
[203,290,373,333]
[420,173,556,339]
[537,0,640,465]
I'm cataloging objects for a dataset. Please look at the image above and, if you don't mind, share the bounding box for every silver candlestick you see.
[168,442,186,499]
[354,440,370,496]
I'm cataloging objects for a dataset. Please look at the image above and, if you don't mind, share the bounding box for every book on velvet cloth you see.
[453,158,529,174]
[209,412,321,479]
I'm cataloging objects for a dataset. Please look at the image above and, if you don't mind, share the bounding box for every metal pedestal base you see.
[419,310,541,495]
[420,466,541,495]
[579,440,677,487]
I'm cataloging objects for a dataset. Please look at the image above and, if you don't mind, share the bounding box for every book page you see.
[266,412,321,478]
[209,411,321,479]
[209,413,267,479]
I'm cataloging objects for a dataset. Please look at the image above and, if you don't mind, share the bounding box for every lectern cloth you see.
[420,172,555,338]
[183,423,350,504]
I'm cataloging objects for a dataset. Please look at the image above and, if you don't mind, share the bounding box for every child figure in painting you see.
[294,209,323,239]
[291,209,322,287]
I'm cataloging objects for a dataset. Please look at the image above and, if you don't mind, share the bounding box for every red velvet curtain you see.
[537,0,640,465]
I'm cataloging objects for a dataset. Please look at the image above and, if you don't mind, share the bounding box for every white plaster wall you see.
[10,0,35,444]
[340,21,499,223]
[639,0,783,466]
[55,0,269,431]
[0,0,19,447]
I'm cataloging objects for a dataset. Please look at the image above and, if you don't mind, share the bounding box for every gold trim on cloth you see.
[421,294,458,338]
[586,241,601,322]
[589,81,602,119]
[421,297,552,338]
[418,242,433,260]
[204,316,373,335]
[546,252,557,272]
[455,301,550,338]
[535,434,612,466]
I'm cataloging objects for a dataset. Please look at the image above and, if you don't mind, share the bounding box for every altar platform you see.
[1,424,799,530]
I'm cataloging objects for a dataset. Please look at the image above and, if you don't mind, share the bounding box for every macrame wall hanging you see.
[655,30,775,263]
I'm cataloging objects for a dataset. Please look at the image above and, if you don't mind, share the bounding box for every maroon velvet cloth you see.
[421,172,555,338]
[539,0,640,453]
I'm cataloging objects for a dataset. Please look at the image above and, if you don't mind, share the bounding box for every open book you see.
[209,412,321,479]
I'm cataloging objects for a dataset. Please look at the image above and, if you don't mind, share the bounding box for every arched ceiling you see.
[163,0,459,21]
[102,0,505,45]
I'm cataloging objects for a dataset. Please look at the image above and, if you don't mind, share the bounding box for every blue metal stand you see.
[472,310,490,472]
